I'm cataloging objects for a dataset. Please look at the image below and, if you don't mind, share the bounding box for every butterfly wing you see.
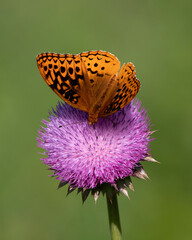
[80,51,120,100]
[36,53,89,112]
[79,51,121,122]
[99,62,140,117]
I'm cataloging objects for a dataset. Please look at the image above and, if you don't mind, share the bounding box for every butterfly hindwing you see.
[80,51,120,96]
[99,63,140,117]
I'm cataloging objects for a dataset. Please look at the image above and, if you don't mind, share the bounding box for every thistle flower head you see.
[37,100,156,202]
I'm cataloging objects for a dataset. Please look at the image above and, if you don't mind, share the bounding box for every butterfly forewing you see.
[99,62,140,117]
[36,53,88,112]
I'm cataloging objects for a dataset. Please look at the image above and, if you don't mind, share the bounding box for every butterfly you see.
[36,50,140,124]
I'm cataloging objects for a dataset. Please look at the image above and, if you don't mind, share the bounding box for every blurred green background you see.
[1,0,192,239]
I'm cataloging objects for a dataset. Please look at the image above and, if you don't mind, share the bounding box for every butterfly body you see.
[36,50,140,124]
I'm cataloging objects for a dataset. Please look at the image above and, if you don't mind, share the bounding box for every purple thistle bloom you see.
[37,99,156,201]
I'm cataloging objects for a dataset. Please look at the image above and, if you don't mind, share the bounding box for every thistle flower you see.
[37,99,156,203]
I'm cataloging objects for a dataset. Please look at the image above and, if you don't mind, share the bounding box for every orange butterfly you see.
[36,50,140,124]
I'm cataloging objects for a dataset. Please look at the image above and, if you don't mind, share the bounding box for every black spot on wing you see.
[67,60,72,64]
[68,67,73,75]
[87,68,97,74]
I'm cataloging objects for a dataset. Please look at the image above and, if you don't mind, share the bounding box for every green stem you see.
[106,192,122,240]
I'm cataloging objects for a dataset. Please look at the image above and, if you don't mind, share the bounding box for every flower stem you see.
[106,192,122,240]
